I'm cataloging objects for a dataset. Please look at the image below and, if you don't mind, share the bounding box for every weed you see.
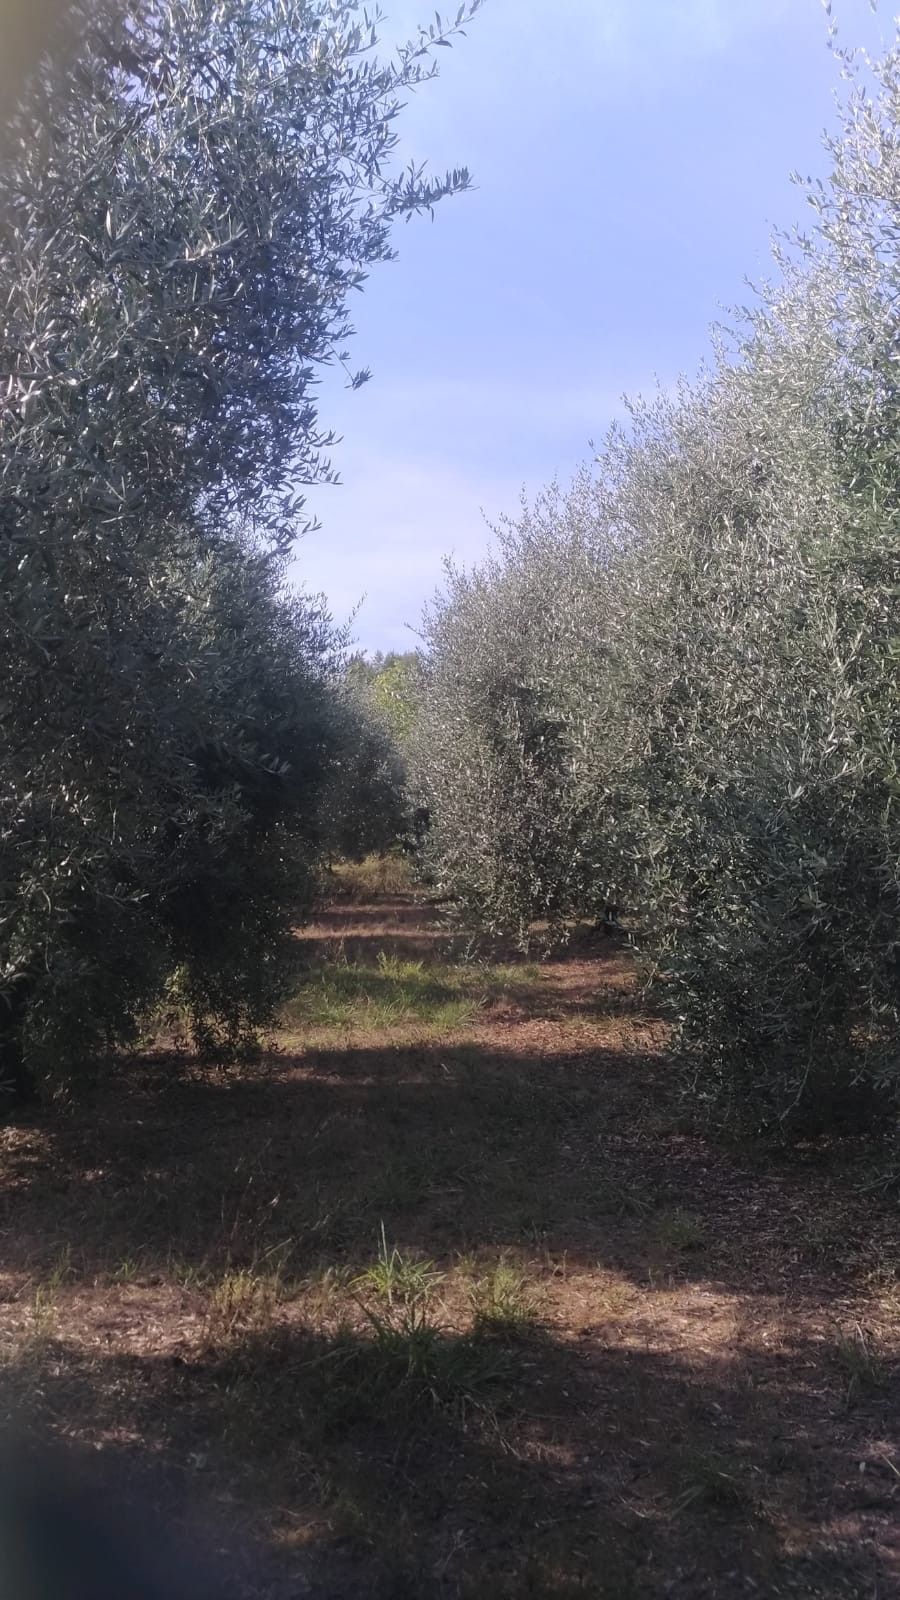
[596,1179,657,1220]
[470,1260,539,1338]
[327,1487,379,1544]
[166,1254,208,1291]
[832,1323,885,1403]
[353,1224,443,1310]
[327,1314,512,1421]
[46,1244,76,1291]
[671,1449,752,1515]
[306,1262,354,1306]
[341,1228,511,1416]
[869,1267,900,1321]
[516,1224,547,1255]
[112,1255,142,1284]
[375,950,424,984]
[366,1155,430,1214]
[592,1276,633,1318]
[206,1267,282,1342]
[654,1208,706,1252]
[466,960,542,994]
[797,1218,847,1267]
[24,1286,58,1349]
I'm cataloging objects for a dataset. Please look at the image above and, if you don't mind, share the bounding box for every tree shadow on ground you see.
[296,895,469,964]
[0,1037,896,1304]
[2,908,899,1599]
[3,902,890,1600]
[297,894,633,975]
[2,1313,896,1599]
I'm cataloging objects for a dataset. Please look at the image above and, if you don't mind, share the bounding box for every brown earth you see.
[1,888,898,1597]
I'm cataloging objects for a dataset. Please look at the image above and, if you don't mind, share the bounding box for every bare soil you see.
[1,890,898,1597]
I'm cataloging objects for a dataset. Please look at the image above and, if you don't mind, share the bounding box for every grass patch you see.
[328,853,415,901]
[283,950,479,1034]
[282,949,543,1036]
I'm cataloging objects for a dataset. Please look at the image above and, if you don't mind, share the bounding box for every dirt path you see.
[1,889,898,1597]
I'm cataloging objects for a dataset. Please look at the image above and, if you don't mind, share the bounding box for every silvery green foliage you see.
[597,316,897,1134]
[415,483,618,944]
[0,0,478,1088]
[418,32,900,1134]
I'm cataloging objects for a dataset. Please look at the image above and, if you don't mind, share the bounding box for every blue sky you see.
[289,0,888,654]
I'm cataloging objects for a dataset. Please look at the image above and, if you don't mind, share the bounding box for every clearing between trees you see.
[1,872,898,1599]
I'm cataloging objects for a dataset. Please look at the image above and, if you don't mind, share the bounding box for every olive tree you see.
[416,30,900,1136]
[415,484,617,942]
[0,0,479,1089]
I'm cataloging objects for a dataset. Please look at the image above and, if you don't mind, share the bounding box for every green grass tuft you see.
[832,1323,886,1404]
[469,1260,540,1338]
[353,1224,444,1309]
